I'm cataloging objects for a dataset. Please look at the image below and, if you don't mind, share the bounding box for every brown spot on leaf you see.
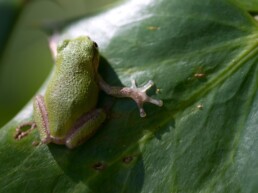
[122,156,133,164]
[197,104,203,110]
[194,73,206,78]
[147,26,160,31]
[93,162,106,171]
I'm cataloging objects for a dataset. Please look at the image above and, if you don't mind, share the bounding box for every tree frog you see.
[15,36,163,149]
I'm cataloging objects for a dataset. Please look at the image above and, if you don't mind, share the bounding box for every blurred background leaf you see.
[0,0,121,128]
[233,0,258,12]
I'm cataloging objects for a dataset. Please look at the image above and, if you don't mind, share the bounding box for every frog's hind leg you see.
[65,109,106,149]
[33,95,51,144]
[14,122,36,140]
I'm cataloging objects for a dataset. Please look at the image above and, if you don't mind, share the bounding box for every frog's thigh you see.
[33,95,51,144]
[66,109,106,149]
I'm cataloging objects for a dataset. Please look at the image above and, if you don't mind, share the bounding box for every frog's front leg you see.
[97,74,163,117]
[14,122,36,140]
[65,109,106,149]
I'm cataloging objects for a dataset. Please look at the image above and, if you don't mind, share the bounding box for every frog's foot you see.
[125,80,163,117]
[98,74,163,117]
[14,122,36,140]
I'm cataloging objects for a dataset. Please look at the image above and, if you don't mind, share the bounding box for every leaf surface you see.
[1,0,258,193]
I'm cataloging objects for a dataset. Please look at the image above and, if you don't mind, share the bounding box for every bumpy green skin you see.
[33,36,106,148]
[46,37,99,138]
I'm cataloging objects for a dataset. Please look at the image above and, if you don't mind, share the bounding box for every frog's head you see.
[56,36,99,73]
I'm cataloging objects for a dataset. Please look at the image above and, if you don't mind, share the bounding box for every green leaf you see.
[233,0,258,12]
[1,0,258,192]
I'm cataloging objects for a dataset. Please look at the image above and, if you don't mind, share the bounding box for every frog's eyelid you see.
[93,41,98,48]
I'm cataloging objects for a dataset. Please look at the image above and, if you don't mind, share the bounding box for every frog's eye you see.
[93,41,98,48]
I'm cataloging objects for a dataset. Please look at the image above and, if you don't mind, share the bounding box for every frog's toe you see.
[129,79,163,117]
[146,96,163,107]
[137,104,146,118]
[14,122,36,140]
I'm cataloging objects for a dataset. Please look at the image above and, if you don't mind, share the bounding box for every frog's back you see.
[44,36,99,138]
